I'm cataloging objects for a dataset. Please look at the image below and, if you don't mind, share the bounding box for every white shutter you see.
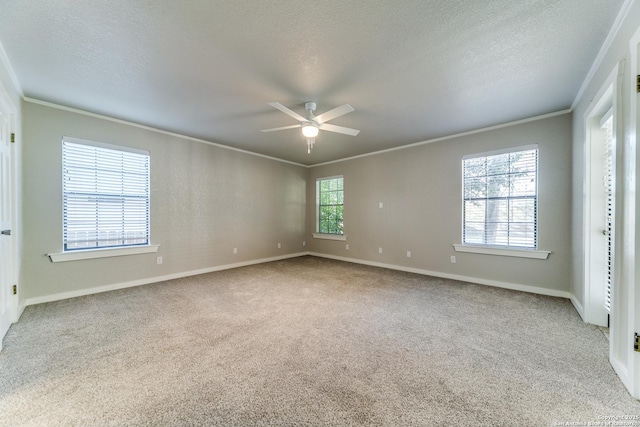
[601,112,614,312]
[62,137,150,251]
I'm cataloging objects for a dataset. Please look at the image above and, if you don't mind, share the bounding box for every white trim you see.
[23,98,306,168]
[453,244,550,259]
[14,303,25,323]
[315,174,343,181]
[582,64,619,327]
[462,144,538,160]
[610,356,632,399]
[29,251,571,307]
[312,233,347,241]
[27,252,308,306]
[571,0,634,111]
[0,76,19,350]
[24,99,572,170]
[308,252,570,298]
[570,294,585,321]
[315,175,345,236]
[310,110,571,167]
[0,40,23,97]
[627,24,640,400]
[63,135,149,156]
[48,245,160,263]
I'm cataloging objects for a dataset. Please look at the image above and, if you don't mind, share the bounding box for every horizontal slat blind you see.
[463,147,538,248]
[63,139,150,251]
[601,114,614,312]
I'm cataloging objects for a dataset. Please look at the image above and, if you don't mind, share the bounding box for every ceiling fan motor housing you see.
[305,102,317,114]
[262,101,359,153]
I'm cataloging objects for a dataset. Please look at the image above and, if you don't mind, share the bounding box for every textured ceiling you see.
[0,0,624,165]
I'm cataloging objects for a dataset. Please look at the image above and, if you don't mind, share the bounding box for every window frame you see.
[455,145,549,259]
[313,175,346,241]
[48,137,158,262]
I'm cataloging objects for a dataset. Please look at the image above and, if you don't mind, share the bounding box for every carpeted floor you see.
[0,256,638,426]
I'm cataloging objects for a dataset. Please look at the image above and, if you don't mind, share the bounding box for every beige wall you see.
[20,101,573,301]
[308,113,572,294]
[21,101,307,301]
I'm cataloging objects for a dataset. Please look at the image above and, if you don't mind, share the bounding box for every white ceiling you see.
[0,0,624,165]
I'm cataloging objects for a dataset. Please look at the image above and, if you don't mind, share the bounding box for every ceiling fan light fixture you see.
[301,122,319,138]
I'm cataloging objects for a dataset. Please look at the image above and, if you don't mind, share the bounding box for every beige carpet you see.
[1,256,638,426]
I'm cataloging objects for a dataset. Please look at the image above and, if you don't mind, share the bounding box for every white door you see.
[633,36,640,400]
[0,98,13,350]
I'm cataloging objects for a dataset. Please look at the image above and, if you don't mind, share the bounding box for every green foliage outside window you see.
[318,177,344,234]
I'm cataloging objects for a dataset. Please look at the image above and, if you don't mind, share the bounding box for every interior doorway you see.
[583,69,617,328]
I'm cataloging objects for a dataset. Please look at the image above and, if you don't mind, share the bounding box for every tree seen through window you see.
[317,177,344,235]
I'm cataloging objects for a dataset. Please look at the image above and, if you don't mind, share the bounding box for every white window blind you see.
[62,137,150,251]
[463,146,538,249]
[601,112,614,312]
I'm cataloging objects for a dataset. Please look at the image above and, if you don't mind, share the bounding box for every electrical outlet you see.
[302,240,306,247]
[157,256,163,265]
[379,202,384,208]
[406,251,412,258]
[277,243,281,249]
[233,248,237,254]
[450,256,456,264]
[378,247,383,254]
[345,243,349,250]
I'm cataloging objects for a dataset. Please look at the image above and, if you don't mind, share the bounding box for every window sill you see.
[452,244,550,259]
[48,245,160,263]
[312,233,347,241]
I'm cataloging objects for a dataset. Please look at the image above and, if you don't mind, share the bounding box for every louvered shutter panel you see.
[601,114,614,312]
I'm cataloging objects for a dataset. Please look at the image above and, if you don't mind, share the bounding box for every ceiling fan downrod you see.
[305,102,316,118]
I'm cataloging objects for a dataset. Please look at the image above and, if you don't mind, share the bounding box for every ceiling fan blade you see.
[261,124,302,132]
[314,104,354,124]
[268,102,306,122]
[319,123,360,136]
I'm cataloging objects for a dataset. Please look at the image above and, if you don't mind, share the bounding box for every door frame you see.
[627,27,640,400]
[582,65,619,327]
[0,79,18,350]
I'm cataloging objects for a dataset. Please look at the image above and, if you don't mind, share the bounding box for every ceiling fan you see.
[261,102,360,153]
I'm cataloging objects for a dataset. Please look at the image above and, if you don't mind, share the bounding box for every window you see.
[462,146,538,249]
[316,176,344,235]
[62,137,150,251]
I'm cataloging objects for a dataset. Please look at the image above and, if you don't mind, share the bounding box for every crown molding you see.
[309,109,571,167]
[571,0,634,110]
[23,97,307,168]
[0,40,23,98]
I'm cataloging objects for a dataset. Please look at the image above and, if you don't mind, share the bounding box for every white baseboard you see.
[24,250,571,307]
[569,294,586,321]
[610,355,636,399]
[24,252,308,306]
[308,252,571,299]
[14,303,25,322]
